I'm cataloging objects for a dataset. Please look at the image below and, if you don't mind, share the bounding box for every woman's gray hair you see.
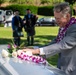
[53,2,72,17]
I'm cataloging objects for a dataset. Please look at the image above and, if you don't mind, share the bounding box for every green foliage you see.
[0,0,5,5]
[0,23,4,27]
[9,0,33,4]
[73,9,75,15]
[66,3,75,15]
[38,6,54,16]
[8,0,64,6]
[64,0,76,5]
[8,40,25,54]
[9,0,18,3]
[0,4,54,16]
[9,0,26,4]
[41,0,51,4]
[5,4,38,15]
[0,3,75,16]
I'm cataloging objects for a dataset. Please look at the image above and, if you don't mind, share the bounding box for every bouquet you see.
[1,40,47,65]
[1,49,9,58]
[7,44,17,53]
[7,40,25,54]
[12,50,47,65]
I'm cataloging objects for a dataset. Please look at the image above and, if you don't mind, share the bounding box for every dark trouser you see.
[26,27,35,46]
[14,37,20,46]
[27,36,34,45]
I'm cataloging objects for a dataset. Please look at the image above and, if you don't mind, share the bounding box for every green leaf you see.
[19,42,25,48]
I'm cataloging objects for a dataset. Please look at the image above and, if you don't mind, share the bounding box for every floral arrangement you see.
[1,40,47,65]
[1,49,47,65]
[17,51,47,65]
[7,40,25,54]
[7,44,18,53]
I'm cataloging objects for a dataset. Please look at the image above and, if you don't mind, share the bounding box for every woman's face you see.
[54,11,70,27]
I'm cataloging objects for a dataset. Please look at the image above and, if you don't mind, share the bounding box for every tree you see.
[64,0,76,5]
[9,0,18,3]
[41,0,51,4]
[0,0,5,6]
[9,0,29,4]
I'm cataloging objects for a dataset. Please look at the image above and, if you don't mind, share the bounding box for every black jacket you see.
[12,16,23,31]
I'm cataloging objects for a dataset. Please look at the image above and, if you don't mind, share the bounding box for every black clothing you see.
[12,16,23,46]
[23,14,37,45]
[12,16,23,37]
[23,14,36,35]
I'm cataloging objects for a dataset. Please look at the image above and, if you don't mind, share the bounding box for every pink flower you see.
[17,52,47,65]
[14,44,17,48]
[8,44,11,49]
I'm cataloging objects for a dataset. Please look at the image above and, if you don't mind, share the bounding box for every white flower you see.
[1,49,9,58]
[12,52,17,58]
[17,50,23,55]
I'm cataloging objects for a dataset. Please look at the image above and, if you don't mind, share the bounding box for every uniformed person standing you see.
[23,9,38,46]
[12,10,23,46]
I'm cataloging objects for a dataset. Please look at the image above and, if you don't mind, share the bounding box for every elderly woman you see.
[22,2,76,75]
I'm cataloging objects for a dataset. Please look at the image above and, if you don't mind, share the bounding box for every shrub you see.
[0,23,4,27]
[38,6,54,16]
[4,4,38,15]
[0,4,75,16]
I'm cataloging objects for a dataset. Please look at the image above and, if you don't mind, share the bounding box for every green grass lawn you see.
[0,26,59,66]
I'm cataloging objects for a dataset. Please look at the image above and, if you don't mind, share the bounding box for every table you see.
[0,45,67,75]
